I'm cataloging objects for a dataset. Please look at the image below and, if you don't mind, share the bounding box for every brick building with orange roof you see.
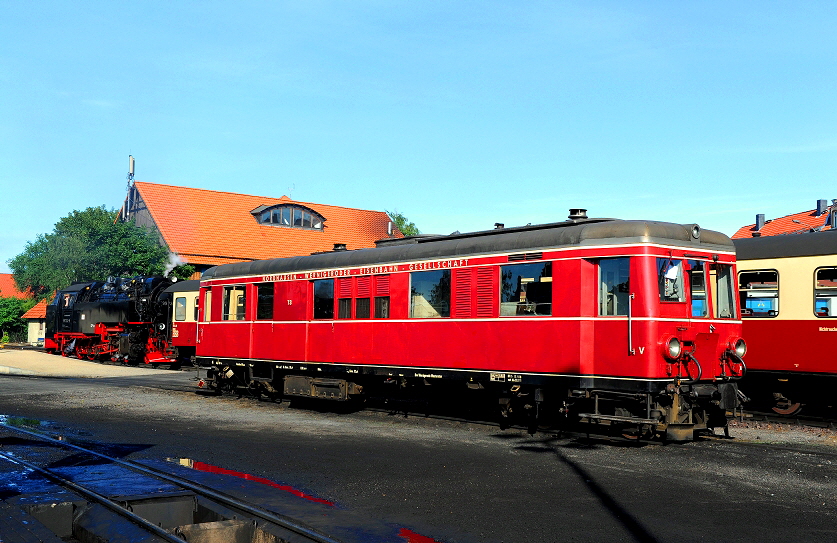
[22,299,47,345]
[119,182,404,276]
[732,199,837,239]
[0,273,31,299]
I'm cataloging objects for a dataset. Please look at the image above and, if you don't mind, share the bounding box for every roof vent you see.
[818,199,829,215]
[568,209,588,221]
[755,214,765,231]
[494,223,504,229]
[333,243,347,251]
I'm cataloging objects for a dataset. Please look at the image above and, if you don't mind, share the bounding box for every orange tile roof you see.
[0,273,31,299]
[130,182,403,267]
[732,208,834,239]
[22,299,47,319]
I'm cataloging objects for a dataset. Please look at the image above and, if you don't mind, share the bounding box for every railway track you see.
[0,422,344,543]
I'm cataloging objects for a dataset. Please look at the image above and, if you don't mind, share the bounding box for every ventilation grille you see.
[357,276,371,297]
[454,269,473,318]
[508,252,543,261]
[476,267,495,317]
[375,275,390,296]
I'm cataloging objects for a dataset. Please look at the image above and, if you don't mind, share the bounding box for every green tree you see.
[0,297,35,343]
[9,206,191,299]
[386,210,421,237]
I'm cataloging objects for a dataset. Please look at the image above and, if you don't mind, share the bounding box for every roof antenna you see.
[287,183,295,200]
[125,155,136,221]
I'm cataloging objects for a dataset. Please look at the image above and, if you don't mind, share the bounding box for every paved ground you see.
[0,347,175,378]
[1,348,837,542]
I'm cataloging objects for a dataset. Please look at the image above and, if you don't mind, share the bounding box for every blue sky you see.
[2,2,836,274]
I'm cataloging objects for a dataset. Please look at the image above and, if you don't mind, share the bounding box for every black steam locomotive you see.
[44,276,182,366]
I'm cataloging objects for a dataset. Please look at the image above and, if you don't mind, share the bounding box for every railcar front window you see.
[313,279,334,319]
[410,270,451,318]
[710,264,736,319]
[657,259,684,302]
[599,258,630,316]
[738,270,779,317]
[688,261,708,317]
[814,267,837,317]
[500,262,552,316]
[256,283,274,320]
[175,297,187,321]
[223,286,246,321]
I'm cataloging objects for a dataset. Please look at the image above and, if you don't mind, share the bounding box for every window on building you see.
[252,204,325,230]
[710,264,736,319]
[738,270,779,317]
[688,261,708,317]
[500,262,552,316]
[313,280,334,319]
[815,267,837,317]
[256,283,274,320]
[410,270,451,318]
[657,258,684,302]
[599,258,630,316]
[175,297,187,321]
[223,286,246,320]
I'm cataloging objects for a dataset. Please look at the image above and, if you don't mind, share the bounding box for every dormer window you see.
[251,204,325,230]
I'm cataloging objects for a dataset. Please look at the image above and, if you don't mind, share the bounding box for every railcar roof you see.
[202,218,733,280]
[163,279,201,293]
[734,229,837,260]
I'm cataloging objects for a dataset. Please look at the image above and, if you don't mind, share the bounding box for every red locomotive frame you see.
[195,215,745,440]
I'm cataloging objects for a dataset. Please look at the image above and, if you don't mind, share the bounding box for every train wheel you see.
[772,400,803,416]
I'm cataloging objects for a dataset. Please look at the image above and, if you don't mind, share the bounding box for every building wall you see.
[27,320,44,346]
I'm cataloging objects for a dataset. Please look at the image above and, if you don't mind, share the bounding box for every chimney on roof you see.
[568,208,588,221]
[755,214,765,231]
[818,199,829,215]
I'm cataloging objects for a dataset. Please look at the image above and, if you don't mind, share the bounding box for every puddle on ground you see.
[168,457,336,506]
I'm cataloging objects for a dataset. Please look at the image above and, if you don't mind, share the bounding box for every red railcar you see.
[195,212,745,440]
[734,230,837,414]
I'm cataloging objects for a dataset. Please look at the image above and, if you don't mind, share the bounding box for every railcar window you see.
[338,298,352,319]
[657,259,684,302]
[356,298,371,319]
[194,296,199,321]
[687,261,708,317]
[500,262,552,316]
[222,286,246,320]
[410,270,451,318]
[599,258,630,316]
[313,279,334,319]
[814,267,837,317]
[175,297,187,321]
[710,264,736,319]
[738,270,779,317]
[256,283,274,320]
[202,290,211,321]
[375,296,390,318]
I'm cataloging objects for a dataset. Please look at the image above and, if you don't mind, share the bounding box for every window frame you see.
[814,266,837,318]
[253,204,325,231]
[222,285,247,321]
[738,269,779,318]
[598,257,631,317]
[410,269,451,318]
[499,261,553,317]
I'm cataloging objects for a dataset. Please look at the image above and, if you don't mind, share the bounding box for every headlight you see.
[665,337,682,359]
[734,338,746,357]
